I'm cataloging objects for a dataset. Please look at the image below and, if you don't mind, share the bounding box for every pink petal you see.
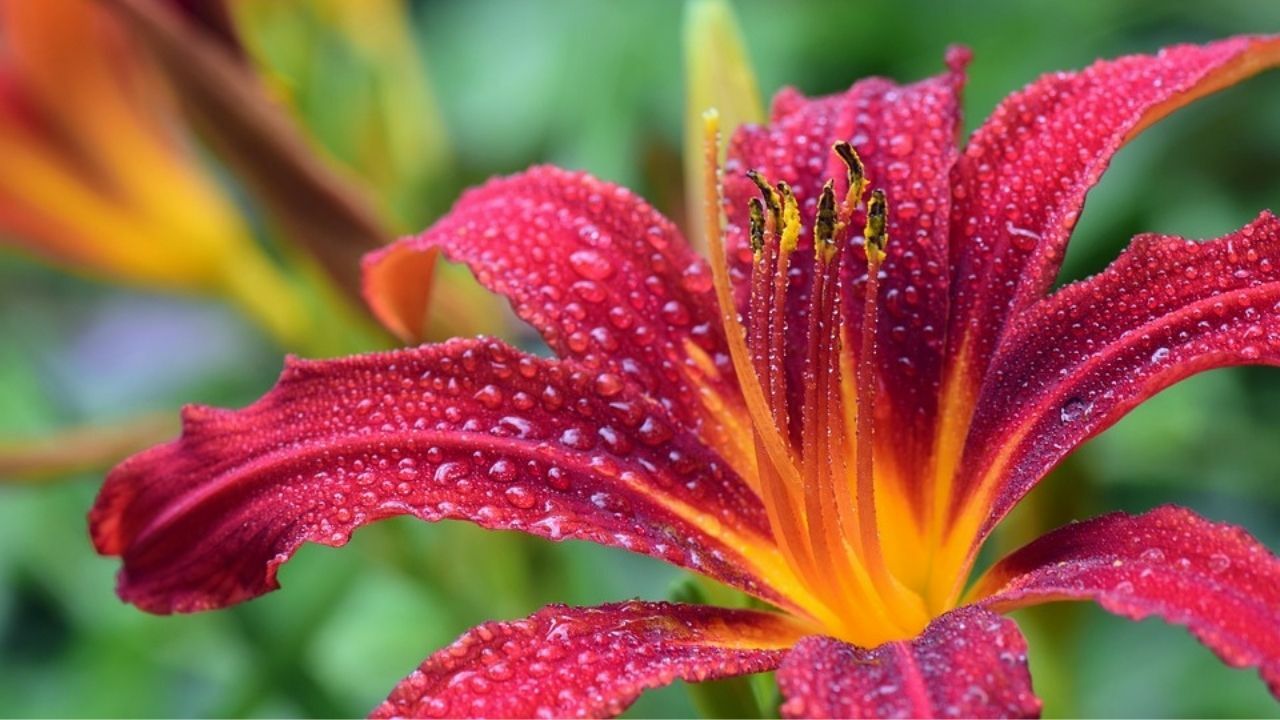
[90,338,792,614]
[975,506,1280,697]
[777,605,1041,719]
[957,212,1280,536]
[363,166,739,440]
[372,601,800,719]
[947,35,1280,395]
[722,50,967,500]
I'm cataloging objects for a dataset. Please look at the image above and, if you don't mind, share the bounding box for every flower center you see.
[700,111,932,645]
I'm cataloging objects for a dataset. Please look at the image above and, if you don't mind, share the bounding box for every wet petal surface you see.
[373,601,800,719]
[777,605,1041,719]
[90,338,798,614]
[975,506,1280,697]
[958,213,1280,538]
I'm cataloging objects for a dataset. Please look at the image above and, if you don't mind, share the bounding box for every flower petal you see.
[721,52,967,501]
[90,338,804,615]
[362,166,742,451]
[955,212,1280,541]
[974,506,1280,697]
[777,605,1041,719]
[946,35,1280,405]
[372,600,801,719]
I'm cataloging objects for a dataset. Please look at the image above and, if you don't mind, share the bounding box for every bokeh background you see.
[2,0,1280,717]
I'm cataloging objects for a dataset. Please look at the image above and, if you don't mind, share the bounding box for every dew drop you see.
[474,385,503,409]
[568,249,615,280]
[426,697,450,718]
[434,461,469,484]
[594,372,625,398]
[888,133,913,157]
[486,662,514,681]
[681,264,713,294]
[1059,397,1092,424]
[661,300,691,326]
[504,485,537,509]
[545,466,570,491]
[1207,553,1231,574]
[636,416,673,446]
[488,459,518,483]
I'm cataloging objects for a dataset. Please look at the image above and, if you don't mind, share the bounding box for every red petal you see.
[777,605,1041,719]
[372,600,801,719]
[947,35,1280,396]
[957,212,1280,536]
[362,166,738,438]
[974,506,1280,697]
[722,51,967,495]
[90,337,793,614]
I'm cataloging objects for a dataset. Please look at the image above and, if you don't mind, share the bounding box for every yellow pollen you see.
[747,197,766,255]
[864,189,889,263]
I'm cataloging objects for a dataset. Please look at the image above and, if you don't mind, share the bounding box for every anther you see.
[776,181,801,253]
[864,189,889,263]
[747,170,782,220]
[815,181,838,260]
[834,141,867,206]
[748,197,766,255]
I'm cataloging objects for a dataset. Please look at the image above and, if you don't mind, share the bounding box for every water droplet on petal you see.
[488,459,517,483]
[568,249,615,280]
[888,133,913,157]
[1139,547,1165,563]
[594,372,624,398]
[504,485,536,509]
[1060,397,1092,424]
[1208,553,1231,573]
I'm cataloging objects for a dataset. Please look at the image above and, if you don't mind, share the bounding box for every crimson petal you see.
[947,35,1280,396]
[974,506,1280,697]
[90,337,795,614]
[722,52,966,497]
[372,600,801,719]
[777,605,1041,719]
[957,212,1280,537]
[363,167,737,438]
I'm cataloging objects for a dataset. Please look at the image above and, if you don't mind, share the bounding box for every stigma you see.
[700,111,930,644]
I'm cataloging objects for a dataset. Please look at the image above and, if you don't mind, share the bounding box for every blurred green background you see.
[2,0,1280,716]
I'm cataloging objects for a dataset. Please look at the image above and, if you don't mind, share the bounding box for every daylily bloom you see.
[92,36,1280,718]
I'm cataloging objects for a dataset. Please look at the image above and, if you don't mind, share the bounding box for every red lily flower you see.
[91,36,1280,718]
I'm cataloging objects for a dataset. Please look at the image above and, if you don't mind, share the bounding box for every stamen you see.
[765,183,795,446]
[855,187,893,587]
[747,197,773,427]
[833,141,868,215]
[798,181,868,612]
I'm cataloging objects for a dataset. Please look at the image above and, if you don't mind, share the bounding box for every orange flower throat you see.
[700,111,935,646]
